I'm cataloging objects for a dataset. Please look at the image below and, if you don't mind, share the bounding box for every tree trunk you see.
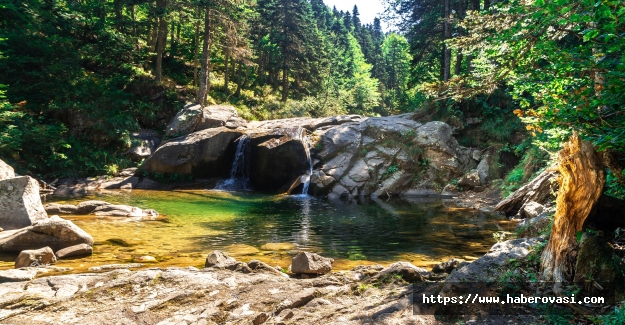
[175,21,181,55]
[224,52,230,95]
[454,0,466,75]
[130,4,137,46]
[235,61,243,97]
[281,66,289,102]
[443,0,451,81]
[170,20,176,57]
[466,0,479,73]
[193,8,201,86]
[114,0,124,32]
[197,7,212,105]
[154,0,168,82]
[541,133,605,295]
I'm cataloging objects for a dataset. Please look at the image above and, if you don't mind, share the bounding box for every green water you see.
[0,190,510,272]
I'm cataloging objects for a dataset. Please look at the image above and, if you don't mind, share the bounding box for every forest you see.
[0,0,624,202]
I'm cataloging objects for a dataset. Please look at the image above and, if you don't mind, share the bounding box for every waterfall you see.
[215,134,250,190]
[299,128,313,195]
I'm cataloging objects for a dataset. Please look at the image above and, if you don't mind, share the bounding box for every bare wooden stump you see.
[540,133,605,294]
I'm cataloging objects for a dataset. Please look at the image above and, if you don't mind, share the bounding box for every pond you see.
[0,190,512,273]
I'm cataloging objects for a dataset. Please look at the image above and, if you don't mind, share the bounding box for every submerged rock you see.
[56,244,93,259]
[44,203,78,215]
[75,201,111,214]
[291,252,333,275]
[15,247,56,268]
[0,215,94,252]
[0,176,48,230]
[93,204,143,217]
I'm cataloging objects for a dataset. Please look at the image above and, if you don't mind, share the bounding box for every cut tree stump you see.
[540,133,605,294]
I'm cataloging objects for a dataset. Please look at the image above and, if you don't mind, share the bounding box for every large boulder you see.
[0,176,48,230]
[413,121,471,174]
[195,105,244,131]
[249,128,311,191]
[0,215,94,252]
[310,117,472,199]
[141,127,243,178]
[516,213,551,238]
[457,169,481,190]
[0,159,15,180]
[125,130,161,161]
[15,247,56,268]
[291,252,333,275]
[446,238,543,282]
[248,115,362,132]
[574,233,624,291]
[165,103,203,137]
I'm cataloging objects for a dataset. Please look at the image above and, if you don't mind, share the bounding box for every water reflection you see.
[0,190,506,272]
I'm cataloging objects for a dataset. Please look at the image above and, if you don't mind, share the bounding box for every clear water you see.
[0,190,512,273]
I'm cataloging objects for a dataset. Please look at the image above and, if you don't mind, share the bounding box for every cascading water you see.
[215,134,251,191]
[299,128,313,195]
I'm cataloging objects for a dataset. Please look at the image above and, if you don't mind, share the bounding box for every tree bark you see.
[197,7,212,105]
[193,8,201,86]
[443,0,452,81]
[466,0,479,73]
[155,0,168,82]
[224,51,230,94]
[235,61,243,97]
[541,133,605,295]
[114,0,124,32]
[282,66,289,102]
[454,0,466,75]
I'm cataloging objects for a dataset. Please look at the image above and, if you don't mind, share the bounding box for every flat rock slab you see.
[0,176,48,230]
[0,268,38,282]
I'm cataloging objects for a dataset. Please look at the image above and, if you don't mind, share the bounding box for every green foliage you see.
[591,302,625,325]
[383,165,399,178]
[606,169,625,200]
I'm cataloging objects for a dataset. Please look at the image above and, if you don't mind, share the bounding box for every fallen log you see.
[495,169,558,217]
